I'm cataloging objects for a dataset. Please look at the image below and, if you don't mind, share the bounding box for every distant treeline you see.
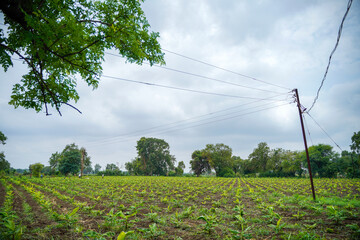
[1,131,359,179]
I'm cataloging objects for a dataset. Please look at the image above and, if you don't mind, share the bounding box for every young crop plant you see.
[326,205,347,224]
[292,209,306,220]
[102,208,137,232]
[197,214,218,235]
[54,207,80,229]
[170,212,190,230]
[263,206,281,224]
[346,223,360,239]
[0,180,25,240]
[145,212,165,225]
[171,198,184,209]
[83,229,115,240]
[117,231,134,240]
[230,215,252,240]
[139,223,165,239]
[178,206,194,219]
[268,217,286,234]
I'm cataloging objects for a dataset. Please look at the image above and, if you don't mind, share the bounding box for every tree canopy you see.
[0,0,165,115]
[204,143,233,177]
[53,143,91,176]
[49,151,61,173]
[0,130,10,173]
[94,163,102,174]
[248,142,270,172]
[0,131,7,145]
[350,131,360,155]
[126,137,175,176]
[29,163,44,177]
[190,150,211,177]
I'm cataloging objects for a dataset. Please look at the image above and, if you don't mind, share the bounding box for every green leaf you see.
[68,207,79,217]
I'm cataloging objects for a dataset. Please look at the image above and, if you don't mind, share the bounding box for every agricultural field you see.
[1,176,360,239]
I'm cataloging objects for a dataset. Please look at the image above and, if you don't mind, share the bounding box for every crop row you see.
[1,176,360,239]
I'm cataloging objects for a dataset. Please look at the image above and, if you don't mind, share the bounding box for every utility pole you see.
[293,89,316,201]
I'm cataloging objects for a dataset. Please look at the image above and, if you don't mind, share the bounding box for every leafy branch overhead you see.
[0,0,165,115]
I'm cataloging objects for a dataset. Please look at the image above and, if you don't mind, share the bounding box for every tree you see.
[267,148,286,172]
[59,143,81,176]
[190,150,211,177]
[80,147,91,177]
[249,142,270,172]
[299,144,339,178]
[0,152,10,173]
[134,137,175,176]
[83,165,93,175]
[49,151,61,173]
[340,150,359,178]
[175,161,185,176]
[125,157,145,176]
[0,131,7,145]
[0,130,10,173]
[350,131,360,155]
[53,143,91,176]
[239,159,255,175]
[42,166,52,175]
[106,163,119,171]
[280,150,303,177]
[350,131,360,177]
[0,0,165,115]
[232,156,242,175]
[204,143,233,177]
[29,163,44,177]
[94,164,102,174]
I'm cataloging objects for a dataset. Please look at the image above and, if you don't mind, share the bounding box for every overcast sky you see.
[1,0,359,171]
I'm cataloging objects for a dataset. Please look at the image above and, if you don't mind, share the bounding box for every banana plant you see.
[117,231,134,240]
[197,214,218,234]
[268,217,286,234]
[326,206,347,224]
[56,207,79,228]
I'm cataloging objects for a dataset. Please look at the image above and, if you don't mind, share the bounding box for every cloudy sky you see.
[1,0,359,171]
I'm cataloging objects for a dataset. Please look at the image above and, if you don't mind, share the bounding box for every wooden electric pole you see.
[294,89,316,201]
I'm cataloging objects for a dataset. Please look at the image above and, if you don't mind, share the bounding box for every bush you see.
[217,168,235,178]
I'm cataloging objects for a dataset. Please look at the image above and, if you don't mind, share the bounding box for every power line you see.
[306,112,343,151]
[105,52,286,94]
[102,74,289,101]
[162,48,291,91]
[83,94,292,146]
[307,0,353,113]
[84,102,290,147]
[303,114,314,146]
[93,101,285,144]
[147,103,291,138]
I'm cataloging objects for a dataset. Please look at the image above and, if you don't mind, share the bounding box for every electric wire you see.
[162,48,291,91]
[83,93,292,146]
[306,112,343,151]
[307,0,353,113]
[89,101,286,145]
[303,114,314,146]
[144,102,291,139]
[105,52,286,94]
[84,102,291,147]
[102,74,289,101]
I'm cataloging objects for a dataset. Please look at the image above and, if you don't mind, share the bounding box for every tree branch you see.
[1,42,63,115]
